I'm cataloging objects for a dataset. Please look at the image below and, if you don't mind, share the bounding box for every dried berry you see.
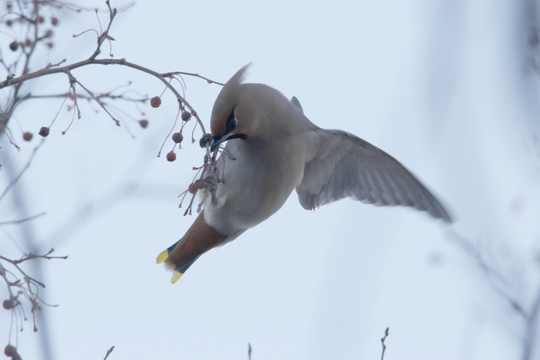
[51,17,58,26]
[138,119,148,128]
[2,299,16,309]
[199,133,212,148]
[166,151,176,162]
[9,41,17,51]
[181,111,191,121]
[22,132,33,141]
[38,126,50,137]
[4,345,17,357]
[150,96,161,108]
[188,183,198,194]
[6,19,13,26]
[38,16,44,23]
[172,132,183,144]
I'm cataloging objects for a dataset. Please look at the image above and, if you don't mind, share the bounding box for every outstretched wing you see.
[296,129,452,222]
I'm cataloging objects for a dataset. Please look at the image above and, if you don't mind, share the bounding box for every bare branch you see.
[523,285,540,360]
[0,212,46,226]
[66,69,120,126]
[1,57,215,133]
[103,345,115,360]
[0,139,45,203]
[380,327,389,360]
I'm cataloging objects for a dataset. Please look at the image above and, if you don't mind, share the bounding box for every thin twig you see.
[0,57,215,133]
[380,327,389,360]
[173,71,225,86]
[0,139,45,203]
[66,70,120,126]
[0,211,46,226]
[523,285,540,360]
[103,345,115,360]
[448,230,528,318]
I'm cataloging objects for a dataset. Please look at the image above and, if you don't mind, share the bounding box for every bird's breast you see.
[203,135,307,235]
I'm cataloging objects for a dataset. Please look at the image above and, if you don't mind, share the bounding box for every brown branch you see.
[0,57,214,133]
[66,69,120,126]
[172,71,225,86]
[90,1,117,60]
[0,0,223,136]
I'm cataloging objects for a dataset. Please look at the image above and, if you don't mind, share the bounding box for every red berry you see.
[172,132,183,143]
[38,127,50,137]
[188,183,198,194]
[150,96,161,108]
[2,299,16,309]
[4,345,16,357]
[22,132,33,141]
[166,151,176,162]
[9,41,17,51]
[51,17,58,26]
[38,16,44,23]
[138,119,148,128]
[181,111,191,121]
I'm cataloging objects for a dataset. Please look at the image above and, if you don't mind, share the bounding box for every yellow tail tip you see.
[156,249,169,264]
[171,271,183,284]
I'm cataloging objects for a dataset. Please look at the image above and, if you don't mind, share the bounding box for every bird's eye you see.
[225,111,237,133]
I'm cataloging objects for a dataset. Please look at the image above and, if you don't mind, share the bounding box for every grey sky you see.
[1,0,538,359]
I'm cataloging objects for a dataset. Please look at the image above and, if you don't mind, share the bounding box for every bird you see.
[157,65,452,283]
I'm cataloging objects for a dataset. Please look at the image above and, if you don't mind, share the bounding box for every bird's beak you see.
[210,132,247,152]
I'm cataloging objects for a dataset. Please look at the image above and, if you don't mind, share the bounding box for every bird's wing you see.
[296,129,452,222]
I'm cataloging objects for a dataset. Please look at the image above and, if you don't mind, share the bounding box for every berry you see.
[4,345,16,357]
[188,183,198,194]
[38,126,50,137]
[9,41,17,51]
[38,16,44,23]
[22,132,33,141]
[138,119,148,128]
[181,111,191,121]
[172,132,183,144]
[150,96,161,108]
[6,19,13,26]
[166,151,176,162]
[51,17,58,26]
[2,299,15,309]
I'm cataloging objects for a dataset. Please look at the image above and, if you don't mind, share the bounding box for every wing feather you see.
[296,129,452,221]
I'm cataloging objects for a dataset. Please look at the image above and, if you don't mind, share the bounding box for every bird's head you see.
[210,65,251,151]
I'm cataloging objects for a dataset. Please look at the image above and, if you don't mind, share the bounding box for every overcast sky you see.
[1,1,540,359]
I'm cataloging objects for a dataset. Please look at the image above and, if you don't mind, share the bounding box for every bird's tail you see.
[156,245,199,284]
[156,211,227,284]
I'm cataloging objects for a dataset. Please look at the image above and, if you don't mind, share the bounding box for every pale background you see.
[1,0,540,359]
